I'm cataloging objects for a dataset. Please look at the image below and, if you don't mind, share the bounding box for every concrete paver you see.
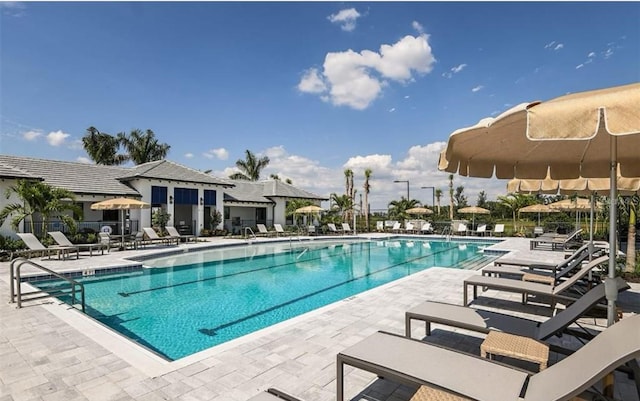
[1,235,638,401]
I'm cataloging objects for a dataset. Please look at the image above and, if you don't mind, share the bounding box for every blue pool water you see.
[34,238,496,360]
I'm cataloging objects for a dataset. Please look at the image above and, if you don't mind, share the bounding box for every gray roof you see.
[223,179,327,203]
[119,160,232,187]
[0,155,140,196]
[0,160,41,180]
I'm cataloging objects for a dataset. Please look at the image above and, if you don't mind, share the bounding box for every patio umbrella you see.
[91,197,151,246]
[293,205,324,214]
[439,82,640,326]
[406,207,434,215]
[518,203,554,226]
[457,206,490,228]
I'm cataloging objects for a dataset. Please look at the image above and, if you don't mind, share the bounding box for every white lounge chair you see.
[492,223,505,236]
[391,222,402,233]
[376,221,385,232]
[420,222,433,234]
[142,227,179,246]
[166,226,196,242]
[48,231,106,256]
[474,224,487,236]
[454,222,468,235]
[327,223,341,234]
[273,224,286,236]
[337,313,640,401]
[341,223,352,234]
[16,232,78,260]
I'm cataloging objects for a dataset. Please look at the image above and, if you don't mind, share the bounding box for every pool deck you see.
[1,234,638,401]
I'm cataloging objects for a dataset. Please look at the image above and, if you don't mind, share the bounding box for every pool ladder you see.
[9,257,86,312]
[244,227,257,241]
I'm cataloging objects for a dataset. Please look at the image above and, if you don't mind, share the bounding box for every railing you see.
[10,257,86,312]
[244,227,256,240]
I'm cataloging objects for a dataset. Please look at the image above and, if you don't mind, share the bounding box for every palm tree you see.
[388,197,420,222]
[363,168,372,231]
[0,180,80,238]
[435,188,442,216]
[343,169,354,221]
[497,193,531,233]
[229,150,270,181]
[448,174,454,220]
[330,193,353,222]
[620,195,639,273]
[118,129,170,165]
[82,127,126,165]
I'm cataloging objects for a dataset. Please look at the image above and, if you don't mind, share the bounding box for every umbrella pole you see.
[121,209,125,250]
[606,137,618,327]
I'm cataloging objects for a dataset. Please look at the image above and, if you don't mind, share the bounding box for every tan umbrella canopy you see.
[293,205,325,214]
[507,169,640,196]
[547,198,601,212]
[457,206,489,227]
[439,82,640,326]
[518,203,554,226]
[406,207,434,215]
[91,197,151,245]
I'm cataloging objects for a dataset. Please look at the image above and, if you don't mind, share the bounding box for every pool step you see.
[458,254,499,271]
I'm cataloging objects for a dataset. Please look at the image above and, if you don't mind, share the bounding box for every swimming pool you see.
[34,238,497,360]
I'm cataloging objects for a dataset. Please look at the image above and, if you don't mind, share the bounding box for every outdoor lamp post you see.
[394,180,410,200]
[421,186,435,208]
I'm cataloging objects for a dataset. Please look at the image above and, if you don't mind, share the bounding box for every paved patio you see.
[1,235,638,401]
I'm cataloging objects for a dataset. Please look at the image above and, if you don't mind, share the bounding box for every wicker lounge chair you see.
[463,255,608,308]
[16,233,78,260]
[48,231,106,256]
[337,313,640,401]
[406,277,629,342]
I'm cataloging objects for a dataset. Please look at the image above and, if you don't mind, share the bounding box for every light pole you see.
[421,186,435,208]
[393,180,409,200]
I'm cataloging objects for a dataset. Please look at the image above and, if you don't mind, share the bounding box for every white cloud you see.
[327,8,361,32]
[603,47,614,59]
[76,156,92,164]
[576,64,584,70]
[203,148,229,160]
[544,40,556,49]
[298,68,327,94]
[412,21,424,34]
[389,107,396,113]
[299,32,436,110]
[46,130,69,146]
[23,130,42,141]
[442,63,467,78]
[471,85,484,92]
[588,52,596,58]
[554,43,564,51]
[185,152,194,159]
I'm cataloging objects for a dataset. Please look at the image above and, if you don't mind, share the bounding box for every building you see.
[0,155,327,238]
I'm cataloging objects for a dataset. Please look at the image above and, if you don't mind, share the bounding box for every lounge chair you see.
[256,224,273,237]
[307,225,316,236]
[341,223,352,234]
[454,222,468,235]
[98,232,121,252]
[247,388,302,401]
[16,233,78,260]
[273,223,286,236]
[533,226,545,237]
[492,223,505,236]
[337,313,640,401]
[391,222,402,233]
[48,231,106,257]
[142,227,179,246]
[481,243,594,285]
[420,222,433,234]
[327,223,341,234]
[474,224,487,236]
[406,277,629,342]
[531,229,583,251]
[376,221,385,232]
[166,226,196,242]
[463,255,608,308]
[404,222,415,234]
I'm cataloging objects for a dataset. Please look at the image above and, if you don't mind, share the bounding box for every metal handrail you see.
[9,257,86,312]
[244,227,256,240]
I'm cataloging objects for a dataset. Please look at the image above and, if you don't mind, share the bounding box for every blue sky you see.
[1,2,639,210]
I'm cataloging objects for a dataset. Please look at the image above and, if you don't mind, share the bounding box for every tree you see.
[477,191,488,208]
[448,174,454,220]
[270,174,280,180]
[0,180,80,238]
[620,195,639,273]
[330,193,353,222]
[118,129,170,165]
[229,149,270,181]
[343,169,354,222]
[454,186,468,208]
[435,188,442,216]
[82,127,126,165]
[363,168,372,231]
[388,197,420,222]
[497,193,532,233]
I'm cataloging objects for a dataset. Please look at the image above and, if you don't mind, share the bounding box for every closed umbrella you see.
[439,82,640,326]
[91,197,151,246]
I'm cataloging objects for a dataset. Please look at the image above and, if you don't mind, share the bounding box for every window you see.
[151,186,168,204]
[203,190,216,206]
[174,188,198,205]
